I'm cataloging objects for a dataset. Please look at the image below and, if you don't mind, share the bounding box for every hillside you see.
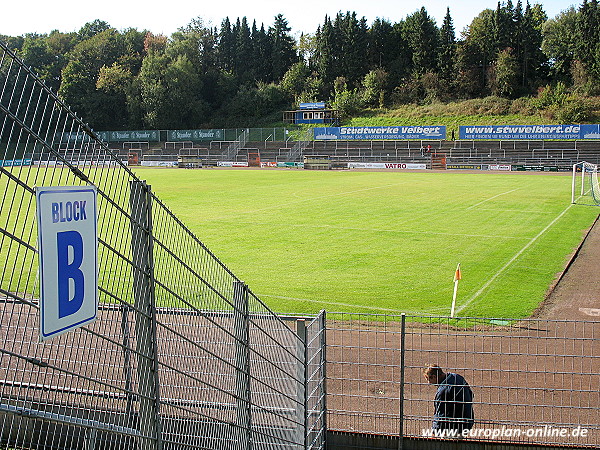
[342,95,600,133]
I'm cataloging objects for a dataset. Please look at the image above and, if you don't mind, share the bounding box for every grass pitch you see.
[132,167,599,319]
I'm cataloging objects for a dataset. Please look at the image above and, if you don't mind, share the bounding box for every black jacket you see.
[433,372,475,431]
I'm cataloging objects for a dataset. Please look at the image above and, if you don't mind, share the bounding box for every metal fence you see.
[326,313,599,448]
[0,40,326,449]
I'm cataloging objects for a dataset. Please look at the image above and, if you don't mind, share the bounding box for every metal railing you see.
[0,40,325,450]
[326,313,599,448]
[223,129,250,161]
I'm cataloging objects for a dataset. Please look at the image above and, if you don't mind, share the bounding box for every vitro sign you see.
[36,186,98,341]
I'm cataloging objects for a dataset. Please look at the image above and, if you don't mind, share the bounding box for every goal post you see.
[572,161,600,205]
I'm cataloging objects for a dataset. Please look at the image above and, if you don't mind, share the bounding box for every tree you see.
[459,9,497,94]
[519,2,548,92]
[361,68,388,107]
[313,17,337,86]
[19,35,56,86]
[339,12,369,86]
[403,7,440,76]
[234,17,253,84]
[174,17,218,72]
[270,14,297,81]
[439,8,457,82]
[252,22,272,82]
[280,61,311,100]
[78,20,111,41]
[576,0,600,78]
[217,17,235,73]
[96,62,136,128]
[297,32,317,64]
[137,48,207,129]
[492,47,520,97]
[59,28,127,129]
[542,7,578,82]
[368,18,395,69]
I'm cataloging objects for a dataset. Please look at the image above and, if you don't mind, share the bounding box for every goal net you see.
[572,161,600,205]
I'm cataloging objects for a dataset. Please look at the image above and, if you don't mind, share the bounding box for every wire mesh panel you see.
[305,312,327,450]
[0,41,324,449]
[326,313,600,448]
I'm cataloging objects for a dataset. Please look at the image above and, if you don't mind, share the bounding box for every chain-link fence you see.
[0,40,325,450]
[326,313,599,448]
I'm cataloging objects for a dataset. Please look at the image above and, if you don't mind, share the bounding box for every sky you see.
[1,0,579,39]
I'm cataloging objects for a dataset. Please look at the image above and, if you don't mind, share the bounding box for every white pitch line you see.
[466,188,520,210]
[260,294,449,315]
[475,208,556,214]
[229,220,525,240]
[455,203,574,314]
[211,182,408,220]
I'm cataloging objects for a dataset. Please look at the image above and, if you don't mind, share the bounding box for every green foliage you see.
[270,14,297,81]
[332,77,363,116]
[214,82,287,127]
[542,7,578,81]
[555,97,592,123]
[527,81,592,122]
[361,69,388,107]
[492,48,520,98]
[439,7,456,81]
[280,61,310,99]
[532,82,568,109]
[403,7,440,76]
[6,2,600,128]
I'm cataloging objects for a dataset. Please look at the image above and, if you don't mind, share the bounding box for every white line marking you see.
[467,189,520,210]
[210,182,408,219]
[260,294,448,315]
[475,209,556,214]
[455,203,574,314]
[227,221,526,240]
[579,308,600,317]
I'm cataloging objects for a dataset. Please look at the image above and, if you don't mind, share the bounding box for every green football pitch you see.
[137,168,599,318]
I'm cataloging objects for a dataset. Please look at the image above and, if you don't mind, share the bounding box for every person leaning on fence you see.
[424,364,474,434]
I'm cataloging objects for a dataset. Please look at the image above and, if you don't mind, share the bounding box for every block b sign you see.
[36,186,98,341]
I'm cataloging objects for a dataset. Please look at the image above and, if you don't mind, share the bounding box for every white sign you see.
[348,162,427,170]
[489,164,512,171]
[36,186,98,341]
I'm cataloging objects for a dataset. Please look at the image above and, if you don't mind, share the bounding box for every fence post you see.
[296,319,307,450]
[130,180,162,450]
[120,304,135,425]
[234,280,251,450]
[320,311,328,444]
[398,313,406,450]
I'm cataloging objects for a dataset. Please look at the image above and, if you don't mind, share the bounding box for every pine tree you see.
[217,18,235,72]
[234,17,252,84]
[576,0,600,78]
[340,12,369,86]
[270,14,298,81]
[403,7,440,76]
[439,8,457,81]
[252,22,272,82]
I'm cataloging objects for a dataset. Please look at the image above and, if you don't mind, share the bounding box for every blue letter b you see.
[57,231,84,318]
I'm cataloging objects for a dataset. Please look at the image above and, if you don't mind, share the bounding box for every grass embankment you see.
[272,95,600,135]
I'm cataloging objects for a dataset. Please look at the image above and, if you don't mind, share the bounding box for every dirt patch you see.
[532,212,600,320]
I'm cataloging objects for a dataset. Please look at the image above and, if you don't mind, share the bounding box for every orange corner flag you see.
[454,264,462,282]
[451,263,461,317]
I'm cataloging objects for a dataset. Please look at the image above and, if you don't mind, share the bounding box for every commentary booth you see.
[283,102,340,125]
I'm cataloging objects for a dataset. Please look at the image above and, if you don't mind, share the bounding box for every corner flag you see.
[451,263,461,317]
[454,264,462,282]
